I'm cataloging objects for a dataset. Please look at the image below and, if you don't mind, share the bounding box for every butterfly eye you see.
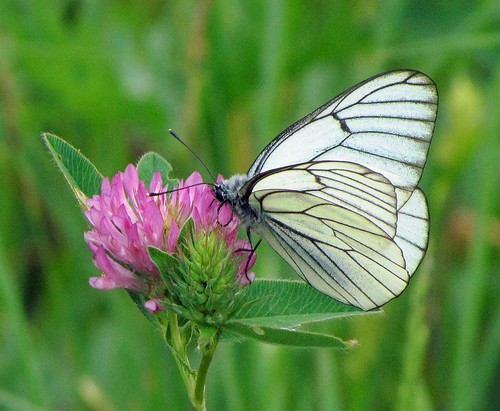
[213,184,225,202]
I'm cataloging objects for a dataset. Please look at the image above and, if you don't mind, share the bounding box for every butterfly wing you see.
[248,70,437,209]
[246,161,429,310]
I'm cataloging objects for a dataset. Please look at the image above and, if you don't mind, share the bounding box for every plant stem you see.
[193,329,221,410]
[167,312,196,402]
[165,313,221,410]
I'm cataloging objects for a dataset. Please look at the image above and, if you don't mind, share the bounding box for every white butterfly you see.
[214,70,437,310]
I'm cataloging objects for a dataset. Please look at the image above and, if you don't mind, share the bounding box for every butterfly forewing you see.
[248,70,437,208]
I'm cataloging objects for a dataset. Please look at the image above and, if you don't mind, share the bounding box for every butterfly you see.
[214,70,437,310]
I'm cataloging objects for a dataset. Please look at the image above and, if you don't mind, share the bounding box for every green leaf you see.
[224,321,357,349]
[137,152,178,188]
[230,279,371,329]
[42,133,103,204]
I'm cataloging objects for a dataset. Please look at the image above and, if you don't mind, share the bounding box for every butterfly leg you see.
[234,228,261,282]
[216,201,235,227]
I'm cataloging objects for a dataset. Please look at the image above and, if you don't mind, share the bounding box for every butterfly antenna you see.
[169,129,216,181]
[148,181,212,197]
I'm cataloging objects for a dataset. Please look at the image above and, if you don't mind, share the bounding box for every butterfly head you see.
[213,174,249,203]
[213,174,259,227]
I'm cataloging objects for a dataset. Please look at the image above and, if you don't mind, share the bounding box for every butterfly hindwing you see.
[247,161,425,310]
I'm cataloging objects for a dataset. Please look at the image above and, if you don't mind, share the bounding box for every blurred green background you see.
[1,1,499,410]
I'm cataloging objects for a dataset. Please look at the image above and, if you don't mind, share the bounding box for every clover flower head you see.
[84,164,255,318]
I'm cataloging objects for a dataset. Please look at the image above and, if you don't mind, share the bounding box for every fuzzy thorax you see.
[214,174,260,227]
